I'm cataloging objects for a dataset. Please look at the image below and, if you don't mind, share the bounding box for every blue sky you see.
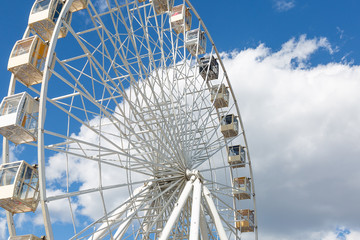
[0,0,359,95]
[0,0,360,239]
[195,0,360,65]
[1,0,360,70]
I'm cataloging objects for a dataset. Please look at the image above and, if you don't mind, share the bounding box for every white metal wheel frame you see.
[2,0,258,239]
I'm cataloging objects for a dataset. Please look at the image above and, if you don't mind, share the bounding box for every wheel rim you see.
[3,0,257,239]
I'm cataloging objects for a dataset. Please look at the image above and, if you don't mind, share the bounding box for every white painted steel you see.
[159,178,194,240]
[113,185,150,239]
[203,186,228,240]
[199,206,210,240]
[2,26,31,238]
[184,2,258,238]
[2,137,16,237]
[2,0,258,239]
[36,1,77,238]
[89,185,147,240]
[189,178,202,240]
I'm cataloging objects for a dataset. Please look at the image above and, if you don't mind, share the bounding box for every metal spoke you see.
[1,0,257,239]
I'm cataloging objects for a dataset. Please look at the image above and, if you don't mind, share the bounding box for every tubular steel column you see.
[203,186,228,240]
[189,178,202,240]
[37,1,75,239]
[159,178,194,240]
[113,188,149,239]
[199,206,209,240]
[2,138,15,236]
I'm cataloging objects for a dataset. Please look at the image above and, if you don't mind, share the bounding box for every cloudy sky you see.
[0,0,360,239]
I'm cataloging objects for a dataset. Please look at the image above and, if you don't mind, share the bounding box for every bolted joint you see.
[185,169,202,181]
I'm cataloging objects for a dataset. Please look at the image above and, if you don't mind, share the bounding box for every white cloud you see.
[336,27,345,40]
[308,230,340,240]
[0,213,6,240]
[347,230,360,240]
[274,0,296,12]
[94,0,107,13]
[222,36,360,239]
[1,32,359,239]
[265,34,334,68]
[36,189,80,225]
[55,34,358,239]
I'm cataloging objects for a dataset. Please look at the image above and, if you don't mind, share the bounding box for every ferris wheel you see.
[0,0,258,239]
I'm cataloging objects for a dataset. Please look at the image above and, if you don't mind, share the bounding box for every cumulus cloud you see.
[347,230,360,240]
[0,213,6,239]
[264,34,334,68]
[222,36,360,239]
[1,33,359,239]
[41,34,358,239]
[273,0,296,12]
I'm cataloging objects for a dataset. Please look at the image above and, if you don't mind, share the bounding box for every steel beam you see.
[89,185,146,240]
[199,206,209,240]
[159,179,194,240]
[189,178,202,240]
[203,186,228,240]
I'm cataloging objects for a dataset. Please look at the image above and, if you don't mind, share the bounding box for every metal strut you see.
[159,177,195,240]
[159,175,228,240]
[89,184,149,240]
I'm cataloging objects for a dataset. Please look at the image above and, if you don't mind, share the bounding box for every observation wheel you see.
[0,0,258,239]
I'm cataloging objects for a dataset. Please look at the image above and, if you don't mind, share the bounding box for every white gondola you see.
[0,92,39,145]
[9,234,42,240]
[69,0,88,12]
[236,209,255,232]
[228,145,246,168]
[211,84,229,108]
[199,56,219,80]
[233,177,251,200]
[8,36,48,87]
[185,29,206,56]
[220,114,238,138]
[28,0,72,41]
[152,0,174,15]
[170,4,192,34]
[0,161,40,214]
